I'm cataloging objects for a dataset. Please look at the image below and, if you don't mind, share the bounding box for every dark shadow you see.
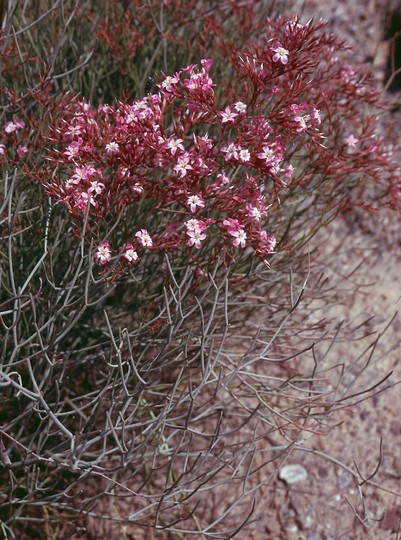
[384,6,401,92]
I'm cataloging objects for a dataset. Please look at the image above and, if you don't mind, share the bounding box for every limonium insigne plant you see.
[1,4,400,539]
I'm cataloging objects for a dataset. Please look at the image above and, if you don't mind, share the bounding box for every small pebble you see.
[279,464,308,484]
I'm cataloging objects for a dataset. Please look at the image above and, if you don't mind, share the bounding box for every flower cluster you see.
[38,16,399,276]
[0,117,28,162]
[44,58,301,272]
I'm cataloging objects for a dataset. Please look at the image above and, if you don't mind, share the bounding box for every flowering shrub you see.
[0,3,400,539]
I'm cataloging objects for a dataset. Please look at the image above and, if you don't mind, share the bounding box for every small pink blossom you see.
[294,115,308,132]
[4,122,17,134]
[185,218,207,232]
[285,164,294,178]
[239,149,251,162]
[234,102,247,113]
[88,180,105,195]
[4,119,25,134]
[99,105,113,114]
[64,140,82,160]
[310,107,321,126]
[346,134,359,148]
[186,228,207,249]
[95,242,112,265]
[64,124,82,138]
[17,145,28,157]
[160,74,180,93]
[71,165,89,183]
[219,107,238,123]
[257,145,274,162]
[246,205,263,221]
[14,119,25,130]
[230,228,247,248]
[135,229,153,247]
[166,138,185,155]
[187,194,205,213]
[272,44,289,64]
[223,218,240,230]
[0,144,5,156]
[259,231,277,253]
[72,164,98,183]
[123,244,139,263]
[174,153,193,177]
[105,141,119,154]
[222,142,240,161]
[193,133,213,151]
[223,218,247,248]
[217,173,230,185]
[76,192,96,212]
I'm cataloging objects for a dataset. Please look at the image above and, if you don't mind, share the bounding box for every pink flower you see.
[259,231,277,253]
[186,228,207,249]
[294,115,308,132]
[257,145,274,162]
[219,107,238,123]
[72,165,98,183]
[223,218,240,230]
[217,173,230,185]
[222,143,240,161]
[285,164,294,178]
[230,229,246,248]
[95,242,112,265]
[193,133,213,151]
[223,218,247,248]
[4,121,17,134]
[0,144,5,156]
[4,119,24,134]
[71,166,87,183]
[239,149,251,162]
[160,74,180,93]
[346,134,359,148]
[65,124,82,138]
[185,218,207,232]
[105,141,119,154]
[272,44,289,64]
[88,180,105,195]
[123,244,139,263]
[166,138,185,155]
[234,102,247,113]
[187,194,205,213]
[75,192,96,212]
[14,119,25,130]
[310,107,321,126]
[246,205,263,221]
[174,153,193,177]
[135,229,153,247]
[17,146,28,157]
[63,140,82,160]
